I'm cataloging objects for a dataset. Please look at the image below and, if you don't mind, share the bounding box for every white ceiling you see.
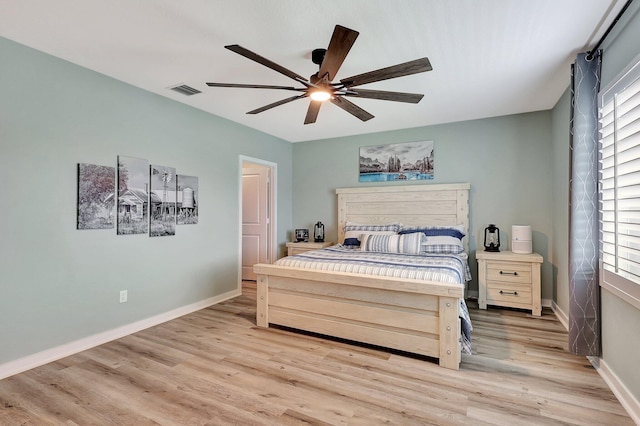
[0,0,626,142]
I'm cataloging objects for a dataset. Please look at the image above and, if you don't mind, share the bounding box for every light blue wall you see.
[292,112,553,295]
[0,37,293,365]
[596,0,640,405]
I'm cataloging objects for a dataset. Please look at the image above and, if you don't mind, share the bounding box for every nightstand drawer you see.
[486,262,532,284]
[486,282,532,305]
[288,247,315,256]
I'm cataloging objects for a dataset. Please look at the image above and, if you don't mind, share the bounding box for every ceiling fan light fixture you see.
[309,90,331,102]
[207,25,431,124]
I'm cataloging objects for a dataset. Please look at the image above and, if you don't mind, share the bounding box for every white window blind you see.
[599,54,640,307]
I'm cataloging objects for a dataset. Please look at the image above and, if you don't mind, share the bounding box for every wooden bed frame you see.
[253,183,470,370]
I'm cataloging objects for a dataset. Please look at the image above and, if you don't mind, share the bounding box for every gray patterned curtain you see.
[569,51,601,356]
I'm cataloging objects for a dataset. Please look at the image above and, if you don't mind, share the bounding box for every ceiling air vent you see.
[169,84,202,96]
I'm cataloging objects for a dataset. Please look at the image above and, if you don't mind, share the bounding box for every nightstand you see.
[286,241,334,256]
[476,251,543,316]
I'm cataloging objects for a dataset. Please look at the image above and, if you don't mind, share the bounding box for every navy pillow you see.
[343,237,361,247]
[398,227,465,240]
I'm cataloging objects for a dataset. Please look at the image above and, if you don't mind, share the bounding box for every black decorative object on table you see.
[314,221,325,242]
[484,224,500,252]
[295,228,309,242]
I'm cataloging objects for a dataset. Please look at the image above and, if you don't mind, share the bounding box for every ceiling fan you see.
[206,25,432,125]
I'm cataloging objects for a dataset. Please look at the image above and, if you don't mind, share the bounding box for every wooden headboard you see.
[336,183,471,251]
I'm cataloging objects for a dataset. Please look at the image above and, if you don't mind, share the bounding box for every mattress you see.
[275,244,473,354]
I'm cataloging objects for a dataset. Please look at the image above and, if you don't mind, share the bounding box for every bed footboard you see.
[254,264,463,370]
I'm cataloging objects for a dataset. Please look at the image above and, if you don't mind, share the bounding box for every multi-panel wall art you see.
[177,175,199,225]
[149,165,176,237]
[359,140,434,182]
[77,163,115,230]
[117,155,150,235]
[76,156,199,236]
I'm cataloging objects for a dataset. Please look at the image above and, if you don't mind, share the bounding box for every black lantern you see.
[314,221,325,242]
[484,224,500,252]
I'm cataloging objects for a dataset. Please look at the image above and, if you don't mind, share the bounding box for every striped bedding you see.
[276,244,471,283]
[275,244,473,354]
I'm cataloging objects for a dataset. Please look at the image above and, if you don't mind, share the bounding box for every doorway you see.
[239,156,276,288]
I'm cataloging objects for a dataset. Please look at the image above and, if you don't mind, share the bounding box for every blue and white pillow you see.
[360,232,423,254]
[343,222,401,246]
[421,235,465,254]
[345,222,401,233]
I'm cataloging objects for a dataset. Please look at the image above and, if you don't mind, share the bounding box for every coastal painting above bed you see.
[359,140,434,182]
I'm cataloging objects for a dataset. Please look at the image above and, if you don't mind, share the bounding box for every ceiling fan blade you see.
[317,25,359,81]
[246,95,306,115]
[304,100,322,125]
[344,88,424,103]
[330,97,374,121]
[340,57,432,88]
[206,82,303,91]
[225,44,308,83]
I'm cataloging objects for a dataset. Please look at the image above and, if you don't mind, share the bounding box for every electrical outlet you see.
[119,290,128,303]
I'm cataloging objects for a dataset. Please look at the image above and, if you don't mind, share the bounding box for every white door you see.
[242,166,269,281]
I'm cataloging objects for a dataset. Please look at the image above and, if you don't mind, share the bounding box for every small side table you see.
[477,251,543,316]
[286,241,334,256]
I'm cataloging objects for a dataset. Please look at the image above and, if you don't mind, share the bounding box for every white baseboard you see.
[589,357,640,425]
[551,300,569,331]
[0,288,241,380]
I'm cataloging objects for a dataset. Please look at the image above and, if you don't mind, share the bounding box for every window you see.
[599,52,640,308]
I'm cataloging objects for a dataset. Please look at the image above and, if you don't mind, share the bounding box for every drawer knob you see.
[499,290,519,296]
[500,271,519,276]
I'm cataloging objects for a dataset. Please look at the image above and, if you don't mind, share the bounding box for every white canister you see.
[512,225,532,254]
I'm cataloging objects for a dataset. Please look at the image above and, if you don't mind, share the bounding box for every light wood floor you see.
[0,282,633,425]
